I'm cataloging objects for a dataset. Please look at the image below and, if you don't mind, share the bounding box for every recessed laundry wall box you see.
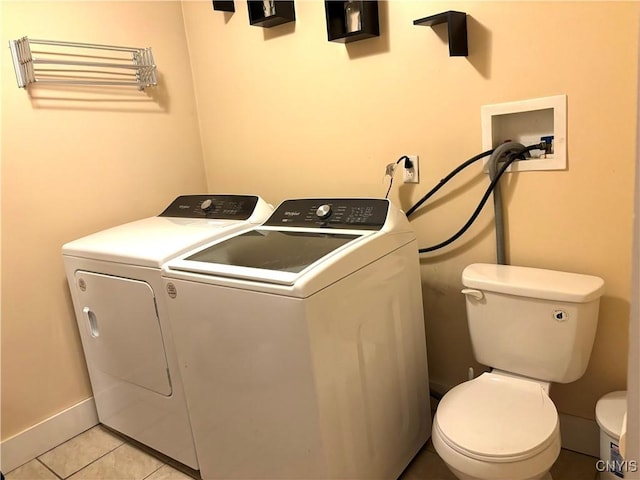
[481,95,567,172]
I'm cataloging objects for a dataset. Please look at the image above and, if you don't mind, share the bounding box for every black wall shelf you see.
[212,1,235,12]
[248,1,295,28]
[413,10,468,57]
[325,1,379,43]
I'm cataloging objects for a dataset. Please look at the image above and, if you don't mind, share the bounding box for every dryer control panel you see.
[264,198,389,230]
[160,195,259,220]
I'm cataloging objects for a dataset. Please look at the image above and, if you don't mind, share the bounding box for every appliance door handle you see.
[83,307,99,338]
[461,288,484,300]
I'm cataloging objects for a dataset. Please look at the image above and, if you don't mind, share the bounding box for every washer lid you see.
[436,373,559,462]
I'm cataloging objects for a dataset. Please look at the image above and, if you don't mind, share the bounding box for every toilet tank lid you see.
[462,263,605,303]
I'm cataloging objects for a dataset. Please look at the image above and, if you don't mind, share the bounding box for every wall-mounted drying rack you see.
[8,37,158,91]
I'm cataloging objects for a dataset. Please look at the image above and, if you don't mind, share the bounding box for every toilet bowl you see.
[432,372,561,480]
[432,263,604,480]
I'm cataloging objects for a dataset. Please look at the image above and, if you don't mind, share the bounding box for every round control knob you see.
[200,199,214,212]
[316,204,332,220]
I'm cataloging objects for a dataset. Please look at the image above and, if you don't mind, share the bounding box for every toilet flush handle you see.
[461,288,484,300]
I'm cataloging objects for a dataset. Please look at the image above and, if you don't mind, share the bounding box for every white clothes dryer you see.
[162,198,431,480]
[62,194,272,470]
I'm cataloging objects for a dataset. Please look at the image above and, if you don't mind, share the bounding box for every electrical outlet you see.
[403,155,419,184]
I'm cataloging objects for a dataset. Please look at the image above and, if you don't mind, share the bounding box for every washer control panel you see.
[159,195,259,220]
[264,198,389,230]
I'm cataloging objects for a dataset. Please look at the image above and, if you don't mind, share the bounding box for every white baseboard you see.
[1,397,98,474]
[428,380,452,398]
[0,393,600,474]
[559,412,600,457]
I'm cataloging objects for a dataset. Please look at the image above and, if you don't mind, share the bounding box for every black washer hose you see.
[405,149,494,218]
[416,144,543,254]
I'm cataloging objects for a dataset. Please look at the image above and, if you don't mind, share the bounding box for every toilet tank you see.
[462,263,605,383]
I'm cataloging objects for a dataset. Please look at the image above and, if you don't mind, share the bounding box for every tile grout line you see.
[44,442,127,479]
[140,462,167,480]
[6,426,98,476]
[35,459,63,480]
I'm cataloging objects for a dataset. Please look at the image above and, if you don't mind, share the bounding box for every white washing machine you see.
[162,198,431,480]
[62,194,273,470]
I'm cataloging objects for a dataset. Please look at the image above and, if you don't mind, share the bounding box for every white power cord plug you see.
[384,162,397,178]
[384,162,399,198]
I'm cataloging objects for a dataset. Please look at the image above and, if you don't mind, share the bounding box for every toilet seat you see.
[435,372,559,462]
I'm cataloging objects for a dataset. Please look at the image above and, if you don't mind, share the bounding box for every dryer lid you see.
[436,373,559,462]
[61,195,273,267]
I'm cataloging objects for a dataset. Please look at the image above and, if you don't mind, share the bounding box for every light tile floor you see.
[399,440,600,480]
[6,426,193,480]
[6,423,600,480]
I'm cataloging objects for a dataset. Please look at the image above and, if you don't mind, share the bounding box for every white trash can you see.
[596,391,627,479]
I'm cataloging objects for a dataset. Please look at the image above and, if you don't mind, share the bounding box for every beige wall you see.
[1,0,637,444]
[1,1,206,440]
[183,1,638,420]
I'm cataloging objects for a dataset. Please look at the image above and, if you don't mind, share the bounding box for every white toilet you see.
[432,263,605,480]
